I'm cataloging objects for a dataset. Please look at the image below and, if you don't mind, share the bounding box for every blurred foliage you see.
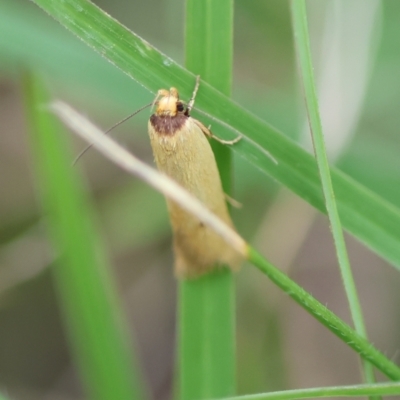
[1,0,400,399]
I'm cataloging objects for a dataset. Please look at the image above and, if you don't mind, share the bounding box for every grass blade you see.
[248,247,400,381]
[290,0,377,390]
[23,73,146,400]
[179,1,236,399]
[179,273,236,399]
[219,381,400,400]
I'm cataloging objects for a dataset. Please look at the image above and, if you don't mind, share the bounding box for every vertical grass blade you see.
[179,272,236,399]
[185,0,234,188]
[290,0,377,389]
[179,1,236,399]
[23,73,146,400]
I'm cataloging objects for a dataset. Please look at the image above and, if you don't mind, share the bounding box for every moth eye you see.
[177,102,184,112]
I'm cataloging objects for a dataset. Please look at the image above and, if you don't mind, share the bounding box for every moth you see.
[148,79,242,278]
[74,79,242,278]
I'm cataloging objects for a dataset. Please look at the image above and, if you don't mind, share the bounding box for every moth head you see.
[154,88,185,117]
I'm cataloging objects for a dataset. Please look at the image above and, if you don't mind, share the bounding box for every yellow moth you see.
[73,78,243,278]
[148,79,242,278]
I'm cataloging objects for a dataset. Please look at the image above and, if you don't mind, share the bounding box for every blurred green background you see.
[1,0,400,399]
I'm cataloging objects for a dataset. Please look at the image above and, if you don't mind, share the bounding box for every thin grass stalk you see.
[290,0,377,390]
[248,247,400,380]
[217,381,400,400]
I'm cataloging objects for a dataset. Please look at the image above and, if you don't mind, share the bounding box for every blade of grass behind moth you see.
[23,72,147,400]
[291,0,378,393]
[178,1,236,400]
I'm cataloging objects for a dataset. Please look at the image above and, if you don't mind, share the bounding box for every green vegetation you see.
[1,1,400,399]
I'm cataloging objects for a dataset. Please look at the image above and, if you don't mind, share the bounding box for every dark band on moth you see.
[150,113,188,135]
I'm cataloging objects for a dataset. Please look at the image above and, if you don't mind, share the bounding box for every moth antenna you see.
[186,75,201,115]
[73,101,153,165]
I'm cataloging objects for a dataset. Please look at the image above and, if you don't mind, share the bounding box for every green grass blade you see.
[290,0,377,390]
[179,271,236,399]
[23,73,146,400]
[179,1,236,399]
[185,0,233,94]
[29,0,400,271]
[220,381,400,400]
[247,247,400,381]
[185,0,234,182]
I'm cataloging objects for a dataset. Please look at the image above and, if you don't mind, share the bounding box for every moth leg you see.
[205,124,242,145]
[192,118,242,145]
[208,129,242,145]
